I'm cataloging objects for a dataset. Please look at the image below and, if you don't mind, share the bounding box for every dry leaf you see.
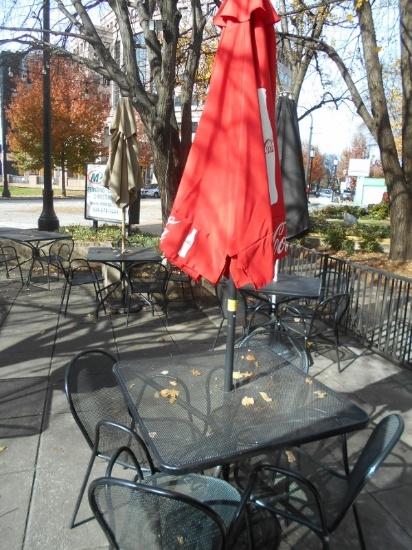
[314,390,327,399]
[160,388,180,404]
[0,446,7,453]
[191,369,201,376]
[233,371,253,380]
[305,377,313,385]
[259,391,272,403]
[254,361,260,368]
[285,450,297,463]
[177,535,185,545]
[169,380,178,386]
[242,396,255,407]
[157,337,165,342]
[245,354,256,361]
[161,370,169,375]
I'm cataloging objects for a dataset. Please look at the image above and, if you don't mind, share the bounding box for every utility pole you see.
[38,0,59,231]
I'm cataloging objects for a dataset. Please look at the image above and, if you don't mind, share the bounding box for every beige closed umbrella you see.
[103,97,143,251]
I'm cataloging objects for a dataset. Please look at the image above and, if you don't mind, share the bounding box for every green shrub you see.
[322,225,348,250]
[342,239,355,254]
[366,201,390,220]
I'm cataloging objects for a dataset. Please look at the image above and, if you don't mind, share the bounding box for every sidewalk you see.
[0,271,411,549]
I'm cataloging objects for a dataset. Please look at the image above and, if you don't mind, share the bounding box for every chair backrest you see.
[312,292,350,329]
[215,280,248,329]
[337,414,404,527]
[127,261,169,293]
[316,269,349,300]
[64,349,133,450]
[237,329,309,372]
[88,477,226,550]
[50,239,74,267]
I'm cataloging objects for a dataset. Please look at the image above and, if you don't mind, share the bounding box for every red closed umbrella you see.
[160,0,287,388]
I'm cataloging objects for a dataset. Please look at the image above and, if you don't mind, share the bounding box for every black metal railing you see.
[279,243,412,368]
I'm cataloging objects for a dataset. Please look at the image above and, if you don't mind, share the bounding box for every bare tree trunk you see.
[356,0,412,259]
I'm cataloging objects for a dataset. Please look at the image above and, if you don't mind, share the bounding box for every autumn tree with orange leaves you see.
[6,55,109,195]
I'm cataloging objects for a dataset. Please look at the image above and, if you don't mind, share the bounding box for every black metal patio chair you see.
[65,349,156,528]
[0,244,24,283]
[279,292,350,371]
[237,327,309,373]
[88,448,251,550]
[57,252,105,316]
[38,239,74,290]
[125,260,169,325]
[244,414,404,550]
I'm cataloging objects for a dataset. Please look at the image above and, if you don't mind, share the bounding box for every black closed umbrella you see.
[276,95,310,240]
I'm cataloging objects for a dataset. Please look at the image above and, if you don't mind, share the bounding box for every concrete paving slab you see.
[0,416,42,473]
[0,470,35,550]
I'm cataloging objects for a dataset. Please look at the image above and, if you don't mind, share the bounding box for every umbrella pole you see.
[224,276,237,392]
[121,208,126,252]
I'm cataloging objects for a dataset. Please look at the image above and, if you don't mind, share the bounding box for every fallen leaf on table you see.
[0,446,7,453]
[305,377,313,385]
[156,337,165,342]
[160,388,179,404]
[285,450,297,463]
[191,369,201,376]
[161,370,169,375]
[233,371,253,380]
[314,390,327,399]
[170,380,178,386]
[259,391,272,403]
[242,396,254,407]
[245,354,256,361]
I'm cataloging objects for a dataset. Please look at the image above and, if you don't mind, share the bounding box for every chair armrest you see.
[249,463,329,536]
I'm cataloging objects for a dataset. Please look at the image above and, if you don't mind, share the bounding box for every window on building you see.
[134,33,147,85]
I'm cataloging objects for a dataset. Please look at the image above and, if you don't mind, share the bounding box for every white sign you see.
[348,158,370,177]
[85,164,129,223]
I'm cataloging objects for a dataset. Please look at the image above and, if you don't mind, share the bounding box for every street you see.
[0,197,162,231]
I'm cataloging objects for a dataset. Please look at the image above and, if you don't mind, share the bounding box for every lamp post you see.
[1,56,12,198]
[38,0,59,231]
[304,113,314,189]
[309,149,315,192]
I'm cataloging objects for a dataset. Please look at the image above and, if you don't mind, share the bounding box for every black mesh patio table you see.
[113,347,369,474]
[0,228,72,285]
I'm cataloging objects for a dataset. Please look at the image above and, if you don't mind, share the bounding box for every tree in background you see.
[6,55,109,196]
[277,0,412,260]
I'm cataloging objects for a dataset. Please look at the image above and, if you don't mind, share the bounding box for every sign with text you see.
[85,163,130,223]
[348,158,370,177]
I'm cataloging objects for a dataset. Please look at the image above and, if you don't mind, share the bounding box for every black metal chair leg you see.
[70,448,97,528]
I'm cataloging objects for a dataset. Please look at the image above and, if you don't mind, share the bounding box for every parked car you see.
[317,188,333,198]
[342,189,354,201]
[141,186,160,198]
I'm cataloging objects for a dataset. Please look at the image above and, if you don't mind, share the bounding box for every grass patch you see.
[0,186,84,198]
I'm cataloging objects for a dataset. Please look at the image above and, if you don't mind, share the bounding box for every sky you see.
[298,104,364,156]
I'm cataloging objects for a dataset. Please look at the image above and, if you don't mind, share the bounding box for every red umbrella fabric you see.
[160,0,287,290]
